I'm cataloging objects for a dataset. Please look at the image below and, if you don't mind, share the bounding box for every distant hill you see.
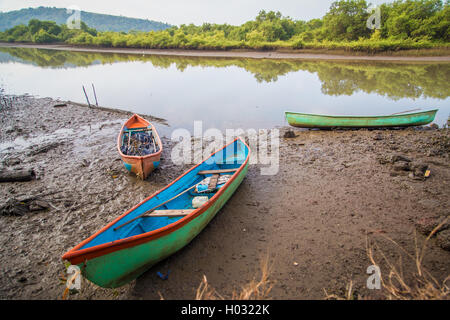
[0,7,172,32]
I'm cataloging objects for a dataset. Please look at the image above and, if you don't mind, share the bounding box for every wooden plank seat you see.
[142,209,195,217]
[197,168,238,175]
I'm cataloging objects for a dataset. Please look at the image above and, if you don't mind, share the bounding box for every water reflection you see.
[1,47,449,100]
[0,47,448,132]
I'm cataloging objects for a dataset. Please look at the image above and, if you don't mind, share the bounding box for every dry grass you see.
[65,218,449,300]
[323,280,356,300]
[195,275,225,300]
[194,255,274,300]
[325,218,449,300]
[366,218,450,300]
[156,255,273,300]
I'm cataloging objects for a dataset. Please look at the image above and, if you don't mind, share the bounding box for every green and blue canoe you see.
[62,138,250,288]
[285,109,438,128]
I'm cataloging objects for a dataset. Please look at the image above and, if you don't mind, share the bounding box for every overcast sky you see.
[0,0,392,25]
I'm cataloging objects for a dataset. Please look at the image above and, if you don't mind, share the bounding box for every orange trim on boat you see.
[62,137,250,265]
[124,114,150,129]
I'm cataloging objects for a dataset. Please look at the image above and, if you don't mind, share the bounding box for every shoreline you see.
[1,42,450,62]
[0,94,449,299]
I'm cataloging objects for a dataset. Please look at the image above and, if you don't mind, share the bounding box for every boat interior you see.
[80,139,248,250]
[120,125,161,156]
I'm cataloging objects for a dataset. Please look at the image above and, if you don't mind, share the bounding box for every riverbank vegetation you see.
[0,0,449,54]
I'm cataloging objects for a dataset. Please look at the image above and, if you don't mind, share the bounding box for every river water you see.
[0,47,449,135]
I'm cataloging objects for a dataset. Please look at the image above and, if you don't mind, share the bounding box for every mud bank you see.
[0,95,449,299]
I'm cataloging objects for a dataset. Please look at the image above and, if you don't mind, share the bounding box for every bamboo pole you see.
[82,85,91,107]
[92,83,98,107]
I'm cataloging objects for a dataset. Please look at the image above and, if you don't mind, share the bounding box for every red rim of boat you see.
[117,114,163,161]
[62,137,250,265]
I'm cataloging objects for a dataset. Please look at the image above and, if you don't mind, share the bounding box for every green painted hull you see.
[285,110,438,128]
[77,163,248,288]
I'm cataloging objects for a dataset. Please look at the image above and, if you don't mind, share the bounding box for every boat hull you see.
[75,163,248,288]
[118,114,163,180]
[120,153,161,180]
[285,110,438,128]
[63,138,250,288]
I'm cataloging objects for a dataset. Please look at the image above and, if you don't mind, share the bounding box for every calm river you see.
[0,47,449,135]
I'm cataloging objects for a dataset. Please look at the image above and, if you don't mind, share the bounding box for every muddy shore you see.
[0,95,449,300]
[1,42,449,62]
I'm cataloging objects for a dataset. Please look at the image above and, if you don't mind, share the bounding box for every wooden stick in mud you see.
[82,85,91,107]
[92,83,98,107]
[113,183,198,231]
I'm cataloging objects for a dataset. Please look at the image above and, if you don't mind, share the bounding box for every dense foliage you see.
[0,7,171,32]
[0,1,449,53]
[0,19,97,43]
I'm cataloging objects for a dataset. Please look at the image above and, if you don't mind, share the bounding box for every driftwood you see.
[27,142,62,156]
[0,168,36,183]
[0,197,49,216]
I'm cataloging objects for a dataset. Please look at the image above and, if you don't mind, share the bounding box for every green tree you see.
[9,25,29,38]
[246,29,265,43]
[383,0,447,40]
[323,0,371,40]
[33,29,58,43]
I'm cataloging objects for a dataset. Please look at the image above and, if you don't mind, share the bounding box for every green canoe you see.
[285,109,438,128]
[62,138,250,288]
